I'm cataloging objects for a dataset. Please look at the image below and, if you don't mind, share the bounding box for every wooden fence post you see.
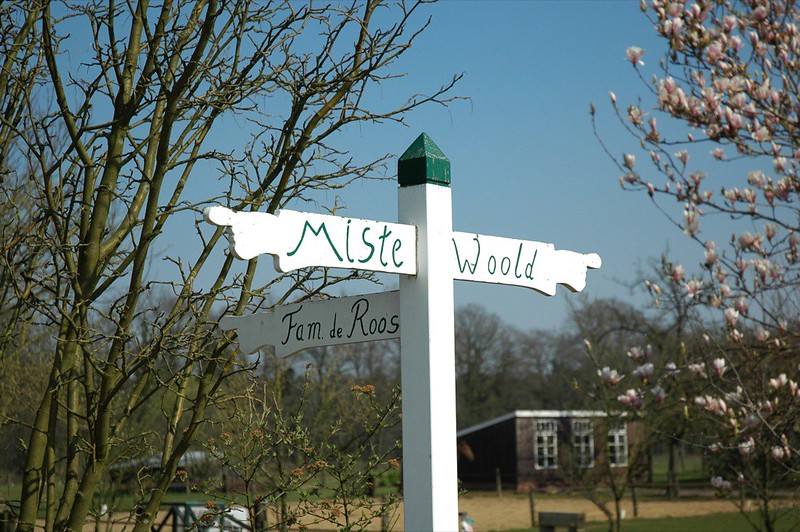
[528,487,536,527]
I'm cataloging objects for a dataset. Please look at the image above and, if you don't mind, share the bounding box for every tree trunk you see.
[666,438,678,499]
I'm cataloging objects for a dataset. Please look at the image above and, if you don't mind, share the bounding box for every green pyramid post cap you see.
[398,133,451,187]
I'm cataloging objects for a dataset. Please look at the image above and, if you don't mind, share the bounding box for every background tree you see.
[0,1,459,530]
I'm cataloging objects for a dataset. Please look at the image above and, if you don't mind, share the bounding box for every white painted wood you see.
[219,291,400,357]
[398,184,459,532]
[204,206,416,275]
[451,231,601,295]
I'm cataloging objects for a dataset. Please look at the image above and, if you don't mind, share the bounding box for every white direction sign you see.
[451,231,601,295]
[205,206,601,294]
[205,206,416,275]
[219,291,399,357]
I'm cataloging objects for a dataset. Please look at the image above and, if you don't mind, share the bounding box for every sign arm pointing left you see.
[204,206,281,261]
[204,205,417,274]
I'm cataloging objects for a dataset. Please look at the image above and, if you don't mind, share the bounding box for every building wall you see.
[457,412,642,492]
[516,417,570,490]
[457,418,517,490]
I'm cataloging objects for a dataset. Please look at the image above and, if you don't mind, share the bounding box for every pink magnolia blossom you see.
[724,387,743,402]
[712,357,727,377]
[626,46,645,66]
[645,279,662,296]
[754,258,772,282]
[598,367,624,386]
[764,223,778,241]
[719,284,732,298]
[704,241,718,267]
[671,263,686,282]
[738,231,762,252]
[689,362,706,377]
[702,396,728,415]
[739,437,755,456]
[617,388,644,409]
[633,363,655,383]
[747,170,766,188]
[706,41,724,63]
[683,207,700,236]
[736,259,749,273]
[627,346,644,362]
[651,386,666,402]
[755,326,770,342]
[722,14,738,31]
[753,125,771,142]
[734,297,748,315]
[724,307,740,327]
[627,105,644,124]
[685,277,702,298]
[768,373,788,389]
[772,446,786,461]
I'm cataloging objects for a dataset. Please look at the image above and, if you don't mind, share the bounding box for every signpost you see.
[205,133,601,531]
[219,291,400,357]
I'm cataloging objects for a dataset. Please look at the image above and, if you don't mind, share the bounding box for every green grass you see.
[649,452,706,484]
[499,509,800,532]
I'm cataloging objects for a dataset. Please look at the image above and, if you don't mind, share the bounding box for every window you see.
[607,421,628,467]
[572,419,594,468]
[535,420,558,469]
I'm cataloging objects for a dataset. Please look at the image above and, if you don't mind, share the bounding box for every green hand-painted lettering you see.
[359,227,375,264]
[453,236,480,274]
[287,220,343,262]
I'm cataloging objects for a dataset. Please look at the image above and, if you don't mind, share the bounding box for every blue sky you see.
[163,1,716,333]
[307,1,700,332]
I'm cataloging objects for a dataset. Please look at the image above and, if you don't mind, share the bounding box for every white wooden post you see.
[398,134,458,531]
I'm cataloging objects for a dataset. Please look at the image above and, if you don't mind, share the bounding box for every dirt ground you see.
[456,495,747,531]
[289,494,769,531]
[68,494,781,531]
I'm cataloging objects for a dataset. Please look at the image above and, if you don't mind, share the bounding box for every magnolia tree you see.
[595,1,800,529]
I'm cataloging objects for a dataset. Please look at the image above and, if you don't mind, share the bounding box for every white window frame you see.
[607,420,628,468]
[572,419,594,468]
[535,420,558,470]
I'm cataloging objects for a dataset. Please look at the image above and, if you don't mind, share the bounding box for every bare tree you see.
[0,1,459,530]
